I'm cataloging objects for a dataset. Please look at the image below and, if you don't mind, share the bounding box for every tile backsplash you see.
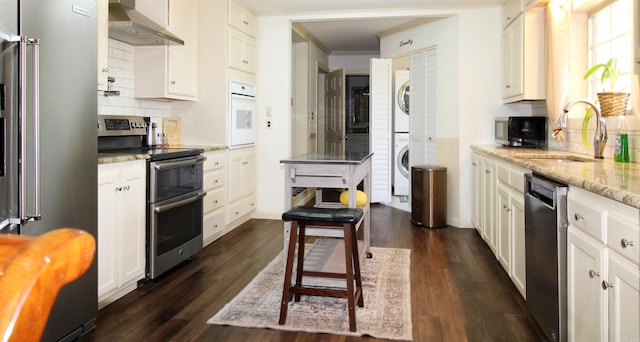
[549,114,639,162]
[97,39,170,119]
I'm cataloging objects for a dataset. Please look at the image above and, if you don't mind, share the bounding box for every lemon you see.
[339,190,367,207]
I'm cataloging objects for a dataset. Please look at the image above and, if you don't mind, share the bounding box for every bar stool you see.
[279,206,364,332]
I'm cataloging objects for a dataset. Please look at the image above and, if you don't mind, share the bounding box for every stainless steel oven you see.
[148,155,206,279]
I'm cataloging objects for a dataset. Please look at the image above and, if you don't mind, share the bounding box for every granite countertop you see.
[472,145,640,209]
[98,145,227,164]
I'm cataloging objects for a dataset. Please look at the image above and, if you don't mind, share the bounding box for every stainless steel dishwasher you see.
[524,173,568,342]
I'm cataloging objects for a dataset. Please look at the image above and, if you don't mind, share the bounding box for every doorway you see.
[345,75,370,153]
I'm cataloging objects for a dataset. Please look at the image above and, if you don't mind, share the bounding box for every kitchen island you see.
[280,152,373,256]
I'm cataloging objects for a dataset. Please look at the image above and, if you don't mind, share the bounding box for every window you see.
[586,0,632,98]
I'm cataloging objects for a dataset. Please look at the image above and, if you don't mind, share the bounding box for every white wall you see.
[329,54,378,74]
[253,8,502,224]
[254,16,292,219]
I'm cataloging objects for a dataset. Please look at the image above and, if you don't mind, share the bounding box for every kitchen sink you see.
[514,155,595,163]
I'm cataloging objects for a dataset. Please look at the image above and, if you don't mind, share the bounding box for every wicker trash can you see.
[411,165,447,228]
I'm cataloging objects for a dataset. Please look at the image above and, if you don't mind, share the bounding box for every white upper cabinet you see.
[135,0,198,101]
[502,0,522,28]
[97,0,109,91]
[501,6,545,103]
[228,0,256,37]
[227,0,257,74]
[228,27,256,74]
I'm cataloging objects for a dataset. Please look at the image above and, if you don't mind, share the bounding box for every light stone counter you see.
[98,145,227,164]
[472,145,640,209]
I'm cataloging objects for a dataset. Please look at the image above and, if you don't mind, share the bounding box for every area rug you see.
[207,243,412,340]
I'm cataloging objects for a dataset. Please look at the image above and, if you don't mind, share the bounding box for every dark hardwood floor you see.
[81,204,546,341]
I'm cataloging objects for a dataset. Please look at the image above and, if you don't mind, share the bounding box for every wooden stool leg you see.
[294,223,306,302]
[350,223,364,307]
[279,220,299,325]
[343,223,357,332]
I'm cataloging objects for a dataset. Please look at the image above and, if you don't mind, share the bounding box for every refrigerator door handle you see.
[30,38,40,221]
[18,36,41,224]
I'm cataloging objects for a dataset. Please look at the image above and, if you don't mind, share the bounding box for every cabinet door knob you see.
[116,186,123,191]
[574,213,584,221]
[505,85,511,89]
[621,238,634,248]
[601,280,613,290]
[588,270,599,278]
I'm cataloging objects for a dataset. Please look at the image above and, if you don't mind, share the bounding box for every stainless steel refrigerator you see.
[0,0,98,340]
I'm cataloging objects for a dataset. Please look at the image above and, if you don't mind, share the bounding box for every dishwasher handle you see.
[525,174,560,209]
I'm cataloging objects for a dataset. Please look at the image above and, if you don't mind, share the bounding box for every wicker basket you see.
[597,92,630,117]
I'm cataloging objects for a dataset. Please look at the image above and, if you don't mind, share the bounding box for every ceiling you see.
[241,0,503,53]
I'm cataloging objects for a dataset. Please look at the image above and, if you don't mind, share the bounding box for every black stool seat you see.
[282,206,363,224]
[279,206,365,332]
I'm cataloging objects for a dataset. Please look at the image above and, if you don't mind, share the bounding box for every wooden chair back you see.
[0,228,95,342]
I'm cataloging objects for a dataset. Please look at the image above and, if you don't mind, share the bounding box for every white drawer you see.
[204,152,226,171]
[204,170,224,190]
[607,212,639,264]
[227,196,255,224]
[497,163,509,185]
[568,196,606,243]
[203,210,225,243]
[509,167,528,194]
[203,188,225,213]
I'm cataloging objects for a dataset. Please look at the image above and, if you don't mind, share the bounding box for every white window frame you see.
[586,0,632,99]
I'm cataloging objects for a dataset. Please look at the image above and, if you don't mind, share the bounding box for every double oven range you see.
[98,115,206,280]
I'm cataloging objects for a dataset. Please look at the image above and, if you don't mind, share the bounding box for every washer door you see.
[397,80,410,115]
[397,145,409,178]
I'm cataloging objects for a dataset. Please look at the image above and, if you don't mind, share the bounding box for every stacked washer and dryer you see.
[393,70,410,198]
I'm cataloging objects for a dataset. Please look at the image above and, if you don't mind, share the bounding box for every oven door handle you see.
[154,192,206,213]
[153,155,207,170]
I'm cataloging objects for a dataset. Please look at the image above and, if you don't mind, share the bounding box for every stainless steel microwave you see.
[495,116,547,148]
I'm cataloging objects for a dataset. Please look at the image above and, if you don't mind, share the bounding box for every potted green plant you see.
[580,57,630,147]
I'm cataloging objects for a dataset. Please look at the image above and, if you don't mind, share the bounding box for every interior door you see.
[324,68,345,154]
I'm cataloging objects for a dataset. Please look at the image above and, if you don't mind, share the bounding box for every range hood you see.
[108,0,184,46]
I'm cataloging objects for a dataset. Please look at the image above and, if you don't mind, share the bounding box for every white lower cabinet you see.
[568,227,608,341]
[472,152,529,298]
[482,159,497,253]
[227,147,255,228]
[97,160,146,309]
[496,161,527,298]
[567,186,639,341]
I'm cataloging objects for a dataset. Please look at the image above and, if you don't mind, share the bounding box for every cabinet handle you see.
[123,185,130,191]
[574,213,584,221]
[243,20,249,25]
[601,280,613,290]
[485,170,490,174]
[171,80,176,85]
[472,162,477,166]
[102,67,108,72]
[621,238,634,248]
[588,270,599,278]
[505,85,511,89]
[115,186,122,191]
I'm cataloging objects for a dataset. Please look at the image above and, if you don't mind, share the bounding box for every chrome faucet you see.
[556,98,607,159]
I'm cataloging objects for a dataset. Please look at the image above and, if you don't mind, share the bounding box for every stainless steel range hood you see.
[108,0,184,46]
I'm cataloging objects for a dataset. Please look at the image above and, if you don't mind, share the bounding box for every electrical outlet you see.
[266,120,272,129]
